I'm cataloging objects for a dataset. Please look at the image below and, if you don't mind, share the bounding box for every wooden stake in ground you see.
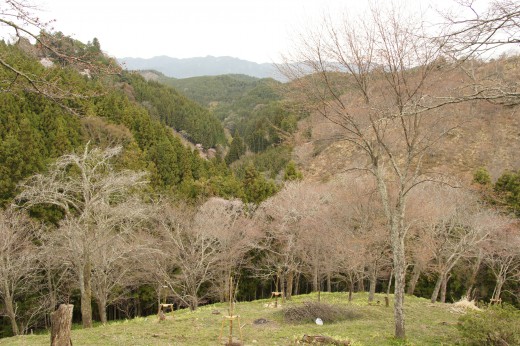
[50,304,74,346]
[219,276,242,345]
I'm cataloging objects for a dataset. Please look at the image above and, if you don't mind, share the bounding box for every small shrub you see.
[457,304,520,345]
[283,301,361,324]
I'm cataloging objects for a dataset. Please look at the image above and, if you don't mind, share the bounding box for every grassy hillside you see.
[0,293,463,346]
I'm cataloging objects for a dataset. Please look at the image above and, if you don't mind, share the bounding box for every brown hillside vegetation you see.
[293,56,520,182]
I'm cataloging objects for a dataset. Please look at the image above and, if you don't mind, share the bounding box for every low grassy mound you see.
[283,301,361,324]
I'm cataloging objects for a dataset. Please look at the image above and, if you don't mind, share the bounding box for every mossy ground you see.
[0,292,462,345]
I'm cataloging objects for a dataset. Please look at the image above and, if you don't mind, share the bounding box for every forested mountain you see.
[118,55,283,80]
[141,70,305,178]
[122,73,227,148]
[152,73,261,107]
[0,41,245,206]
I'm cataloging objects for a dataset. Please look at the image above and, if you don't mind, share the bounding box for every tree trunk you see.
[440,274,450,303]
[348,280,354,302]
[47,267,58,311]
[97,297,107,324]
[280,272,286,304]
[50,304,74,346]
[312,263,319,292]
[286,271,293,300]
[391,225,406,340]
[293,273,300,296]
[465,254,482,299]
[326,273,332,293]
[493,278,504,301]
[369,268,377,302]
[191,298,198,311]
[387,270,393,295]
[357,273,365,292]
[430,273,443,303]
[407,265,421,296]
[4,290,19,336]
[79,263,93,328]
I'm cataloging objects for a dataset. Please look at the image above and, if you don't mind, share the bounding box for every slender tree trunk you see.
[440,274,450,303]
[79,262,93,328]
[97,297,107,324]
[407,265,421,296]
[348,280,354,302]
[293,273,300,296]
[50,304,74,346]
[190,297,199,311]
[222,275,230,302]
[3,288,19,336]
[391,222,406,340]
[493,278,505,301]
[376,171,406,339]
[465,254,482,299]
[326,273,332,293]
[357,273,365,292]
[312,263,319,292]
[280,272,286,304]
[387,270,393,296]
[286,271,293,300]
[46,267,57,311]
[369,268,377,302]
[430,273,443,303]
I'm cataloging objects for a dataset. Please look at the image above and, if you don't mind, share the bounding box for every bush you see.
[457,304,520,345]
[283,301,361,324]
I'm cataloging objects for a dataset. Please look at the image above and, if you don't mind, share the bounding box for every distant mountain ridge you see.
[118,55,285,81]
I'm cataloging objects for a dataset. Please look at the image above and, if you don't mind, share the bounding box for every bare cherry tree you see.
[255,181,335,300]
[195,197,259,302]
[408,184,506,303]
[153,202,225,311]
[281,3,460,337]
[93,199,153,324]
[483,220,520,301]
[0,207,42,335]
[16,144,148,327]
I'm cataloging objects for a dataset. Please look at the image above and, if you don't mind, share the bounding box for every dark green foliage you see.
[242,163,277,204]
[0,93,83,206]
[225,131,246,164]
[473,167,492,186]
[159,73,260,107]
[457,304,520,345]
[494,170,520,216]
[283,301,361,324]
[284,161,303,181]
[0,41,243,205]
[123,72,226,148]
[233,146,292,180]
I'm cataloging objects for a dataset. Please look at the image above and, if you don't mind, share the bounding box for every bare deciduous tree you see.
[483,220,520,301]
[196,198,258,303]
[16,144,148,327]
[281,4,456,338]
[152,201,234,311]
[0,207,41,335]
[255,181,334,301]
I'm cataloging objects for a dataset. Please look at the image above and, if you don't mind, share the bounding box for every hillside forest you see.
[0,0,520,343]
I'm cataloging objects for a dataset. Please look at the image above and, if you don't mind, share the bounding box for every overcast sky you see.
[29,0,475,63]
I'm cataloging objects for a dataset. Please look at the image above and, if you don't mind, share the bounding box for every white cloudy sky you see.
[24,0,481,63]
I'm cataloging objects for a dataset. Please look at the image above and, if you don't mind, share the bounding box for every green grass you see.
[0,293,462,345]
